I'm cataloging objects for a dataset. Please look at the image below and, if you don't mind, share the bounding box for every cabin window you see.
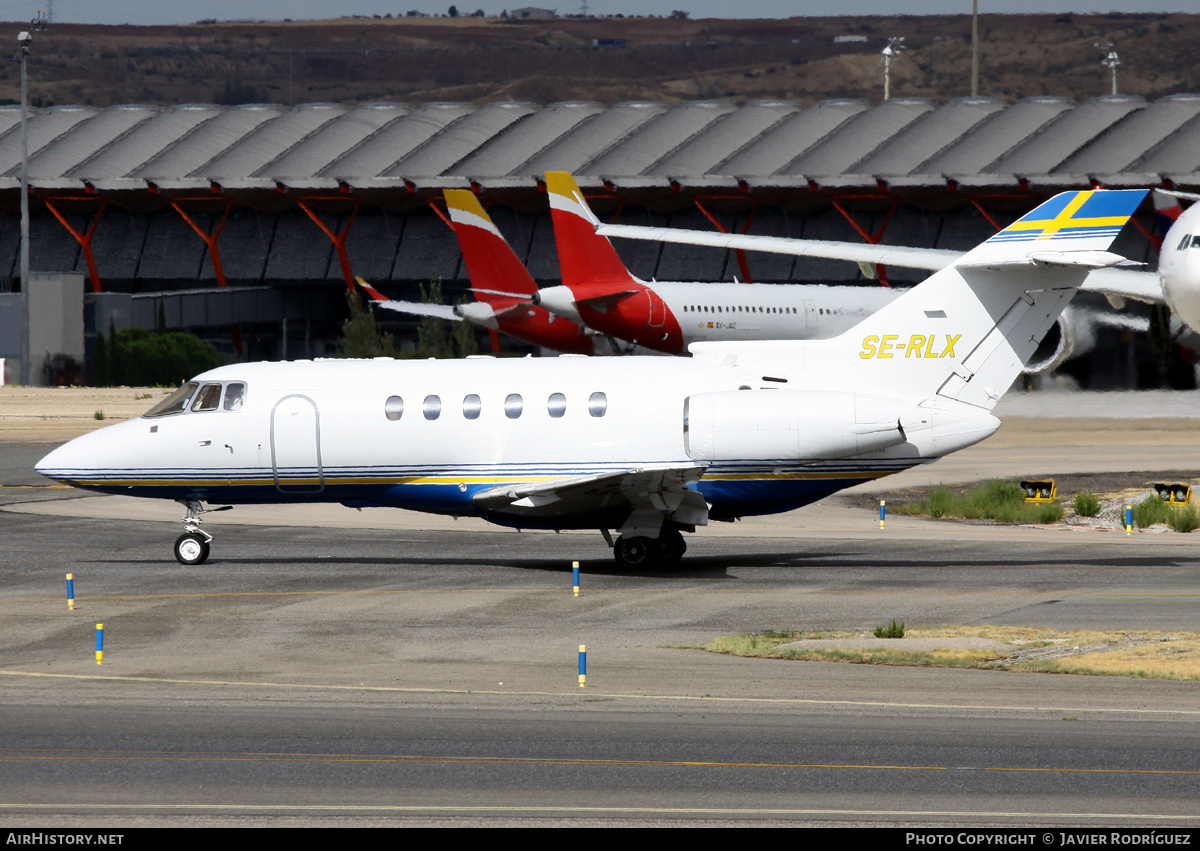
[384,396,404,421]
[423,395,441,420]
[589,391,607,417]
[143,381,199,418]
[223,383,246,411]
[463,394,481,420]
[504,393,523,419]
[547,393,567,418]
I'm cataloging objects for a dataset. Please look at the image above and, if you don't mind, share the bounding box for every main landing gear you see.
[612,525,687,568]
[173,500,230,565]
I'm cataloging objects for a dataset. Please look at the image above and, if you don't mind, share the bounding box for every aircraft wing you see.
[1079,267,1164,306]
[596,223,959,271]
[472,464,709,524]
[597,222,1166,304]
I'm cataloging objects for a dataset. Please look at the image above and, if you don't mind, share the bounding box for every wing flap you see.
[473,464,709,525]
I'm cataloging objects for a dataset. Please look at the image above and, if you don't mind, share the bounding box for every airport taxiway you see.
[2,390,1199,825]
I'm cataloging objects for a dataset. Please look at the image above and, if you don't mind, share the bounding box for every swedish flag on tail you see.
[965,189,1147,266]
[852,188,1146,409]
[988,190,1142,245]
[701,189,1148,414]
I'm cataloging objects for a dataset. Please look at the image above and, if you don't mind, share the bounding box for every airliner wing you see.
[1079,267,1164,305]
[472,464,708,524]
[596,223,958,271]
[596,221,1166,303]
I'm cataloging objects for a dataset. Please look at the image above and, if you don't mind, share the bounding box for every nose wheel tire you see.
[174,533,211,566]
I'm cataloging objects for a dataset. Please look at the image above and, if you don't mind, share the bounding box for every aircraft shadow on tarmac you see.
[88,549,1197,579]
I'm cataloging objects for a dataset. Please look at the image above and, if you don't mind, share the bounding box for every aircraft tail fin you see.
[545,171,640,288]
[443,189,538,303]
[701,189,1148,412]
[848,189,1146,409]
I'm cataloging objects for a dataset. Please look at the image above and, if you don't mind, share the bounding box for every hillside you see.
[1,12,1197,111]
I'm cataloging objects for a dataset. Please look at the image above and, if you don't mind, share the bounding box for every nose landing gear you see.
[173,500,229,565]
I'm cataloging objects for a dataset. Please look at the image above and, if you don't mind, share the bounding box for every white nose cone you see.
[35,429,106,485]
[534,286,583,325]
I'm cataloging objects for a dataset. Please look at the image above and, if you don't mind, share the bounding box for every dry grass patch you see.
[697,626,1200,681]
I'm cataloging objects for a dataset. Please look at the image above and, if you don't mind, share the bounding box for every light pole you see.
[881,37,905,101]
[15,11,47,386]
[1096,42,1120,96]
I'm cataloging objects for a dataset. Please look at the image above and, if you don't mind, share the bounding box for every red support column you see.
[169,197,234,287]
[42,197,107,293]
[692,197,760,284]
[297,196,362,294]
[829,196,899,286]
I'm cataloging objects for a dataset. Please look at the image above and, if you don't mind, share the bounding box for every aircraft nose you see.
[35,429,104,484]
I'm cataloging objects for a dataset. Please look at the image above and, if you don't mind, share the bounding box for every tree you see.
[340,290,396,359]
[94,326,224,387]
[448,5,459,17]
[414,279,478,359]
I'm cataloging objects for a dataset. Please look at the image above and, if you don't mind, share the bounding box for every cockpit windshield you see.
[143,382,200,418]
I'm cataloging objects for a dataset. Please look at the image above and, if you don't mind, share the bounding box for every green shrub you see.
[1133,496,1172,529]
[873,619,905,639]
[1168,504,1200,533]
[894,479,1062,524]
[1073,491,1101,517]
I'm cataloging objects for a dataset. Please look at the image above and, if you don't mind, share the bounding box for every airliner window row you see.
[144,381,247,417]
[682,305,798,314]
[385,392,607,422]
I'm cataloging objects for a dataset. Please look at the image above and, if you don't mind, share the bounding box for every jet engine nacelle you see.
[683,389,920,461]
[1024,307,1088,375]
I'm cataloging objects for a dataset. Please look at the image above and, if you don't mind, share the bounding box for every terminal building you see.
[1,92,1198,384]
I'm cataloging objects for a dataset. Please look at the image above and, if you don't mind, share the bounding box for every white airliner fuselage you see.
[534,281,900,348]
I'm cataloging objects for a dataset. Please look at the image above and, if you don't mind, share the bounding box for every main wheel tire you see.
[656,528,687,564]
[174,533,210,566]
[614,535,652,567]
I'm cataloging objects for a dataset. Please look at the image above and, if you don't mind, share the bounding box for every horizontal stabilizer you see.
[958,250,1134,270]
[575,289,640,307]
[369,300,463,321]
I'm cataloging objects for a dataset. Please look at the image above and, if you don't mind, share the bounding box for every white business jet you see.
[36,189,1146,568]
[594,187,1200,372]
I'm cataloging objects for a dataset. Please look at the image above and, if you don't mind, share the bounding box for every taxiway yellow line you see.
[3,745,1199,777]
[4,669,1200,717]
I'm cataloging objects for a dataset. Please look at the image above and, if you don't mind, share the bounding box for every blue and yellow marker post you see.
[573,561,580,597]
[1126,505,1133,535]
[879,500,886,530]
[578,645,586,688]
[95,624,103,665]
[66,573,74,610]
